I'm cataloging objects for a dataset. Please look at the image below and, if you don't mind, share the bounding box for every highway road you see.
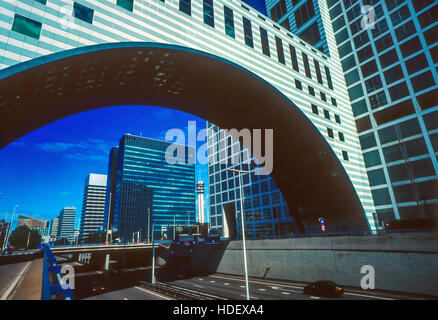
[164,273,424,300]
[84,285,174,300]
[0,261,32,300]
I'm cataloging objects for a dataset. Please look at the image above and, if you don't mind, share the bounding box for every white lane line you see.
[210,280,215,283]
[309,296,320,299]
[281,292,290,295]
[198,279,203,281]
[1,261,32,300]
[224,283,230,286]
[271,286,279,290]
[123,298,128,300]
[240,285,246,288]
[193,284,204,289]
[134,286,173,300]
[258,288,266,291]
[241,295,258,299]
[344,292,394,300]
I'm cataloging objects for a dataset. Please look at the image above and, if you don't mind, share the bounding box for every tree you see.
[84,230,106,244]
[9,225,41,249]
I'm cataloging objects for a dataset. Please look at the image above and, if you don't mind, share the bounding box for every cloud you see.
[35,142,87,152]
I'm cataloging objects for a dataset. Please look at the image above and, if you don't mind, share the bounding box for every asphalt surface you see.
[83,285,173,300]
[164,273,424,300]
[0,261,31,299]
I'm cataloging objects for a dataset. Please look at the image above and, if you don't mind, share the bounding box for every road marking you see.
[1,261,32,300]
[210,280,215,283]
[240,285,245,288]
[241,295,258,299]
[309,296,320,299]
[281,292,290,295]
[344,292,394,300]
[193,284,204,289]
[134,286,173,300]
[258,288,266,291]
[271,286,279,290]
[123,298,128,300]
[224,283,230,286]
[198,279,203,281]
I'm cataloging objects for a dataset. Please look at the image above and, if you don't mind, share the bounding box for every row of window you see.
[11,0,335,92]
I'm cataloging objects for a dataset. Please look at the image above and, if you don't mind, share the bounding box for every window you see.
[203,0,214,27]
[411,71,435,92]
[364,150,381,167]
[324,109,330,120]
[73,2,94,24]
[369,91,387,109]
[117,0,134,11]
[390,5,410,26]
[302,53,311,78]
[327,128,334,138]
[260,28,270,56]
[335,114,341,124]
[341,55,356,72]
[275,37,285,64]
[345,69,360,86]
[379,49,398,68]
[388,82,409,101]
[357,45,373,63]
[12,14,42,39]
[375,34,393,53]
[418,6,438,29]
[295,1,315,28]
[361,60,378,78]
[339,41,352,58]
[371,20,388,38]
[311,104,318,115]
[243,17,253,48]
[424,25,438,45]
[280,19,290,31]
[325,66,333,89]
[405,53,428,74]
[314,60,323,84]
[371,188,392,206]
[270,0,287,22]
[338,132,345,142]
[308,86,315,96]
[33,0,47,4]
[400,37,422,58]
[179,0,191,16]
[331,97,337,106]
[365,75,383,93]
[289,45,299,71]
[224,6,235,38]
[395,21,416,41]
[353,31,369,49]
[342,150,349,161]
[295,79,302,90]
[384,65,404,84]
[299,23,321,46]
[368,169,386,186]
[413,0,434,12]
[347,4,361,22]
[356,115,372,133]
[332,15,346,33]
[359,132,377,149]
[320,91,326,101]
[348,83,364,101]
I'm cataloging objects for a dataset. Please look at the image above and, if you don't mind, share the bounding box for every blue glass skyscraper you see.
[106,134,196,241]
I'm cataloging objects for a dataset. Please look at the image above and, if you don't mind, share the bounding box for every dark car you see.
[303,280,344,298]
[89,281,105,295]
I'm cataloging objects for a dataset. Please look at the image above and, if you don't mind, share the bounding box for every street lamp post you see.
[147,208,151,243]
[227,168,251,300]
[151,223,156,285]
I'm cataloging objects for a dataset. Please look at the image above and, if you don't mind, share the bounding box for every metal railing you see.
[139,281,227,300]
[41,244,73,300]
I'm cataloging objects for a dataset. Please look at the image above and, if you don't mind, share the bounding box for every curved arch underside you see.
[0,42,367,233]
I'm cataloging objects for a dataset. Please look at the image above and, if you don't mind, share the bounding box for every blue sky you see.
[0,106,210,229]
[0,0,267,229]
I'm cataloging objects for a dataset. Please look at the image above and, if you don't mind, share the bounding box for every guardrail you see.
[41,244,73,300]
[139,281,227,300]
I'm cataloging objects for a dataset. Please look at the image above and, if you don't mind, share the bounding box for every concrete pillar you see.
[104,253,110,271]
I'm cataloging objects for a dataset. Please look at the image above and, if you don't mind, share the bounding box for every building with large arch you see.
[0,0,377,233]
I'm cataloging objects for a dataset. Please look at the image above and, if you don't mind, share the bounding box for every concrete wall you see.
[189,233,438,296]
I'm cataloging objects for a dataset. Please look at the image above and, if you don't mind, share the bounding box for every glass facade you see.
[207,122,298,240]
[108,135,196,240]
[325,0,438,223]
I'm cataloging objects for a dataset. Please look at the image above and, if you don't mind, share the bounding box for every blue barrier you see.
[41,244,74,300]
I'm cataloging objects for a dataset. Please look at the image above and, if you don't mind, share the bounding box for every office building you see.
[79,173,107,241]
[107,134,196,241]
[0,219,10,250]
[57,207,76,244]
[196,181,206,224]
[17,215,48,229]
[49,217,59,239]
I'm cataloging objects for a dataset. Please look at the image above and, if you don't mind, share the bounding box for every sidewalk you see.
[9,258,43,300]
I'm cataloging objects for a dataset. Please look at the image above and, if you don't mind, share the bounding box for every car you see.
[303,280,344,298]
[89,281,105,295]
[1,248,13,255]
